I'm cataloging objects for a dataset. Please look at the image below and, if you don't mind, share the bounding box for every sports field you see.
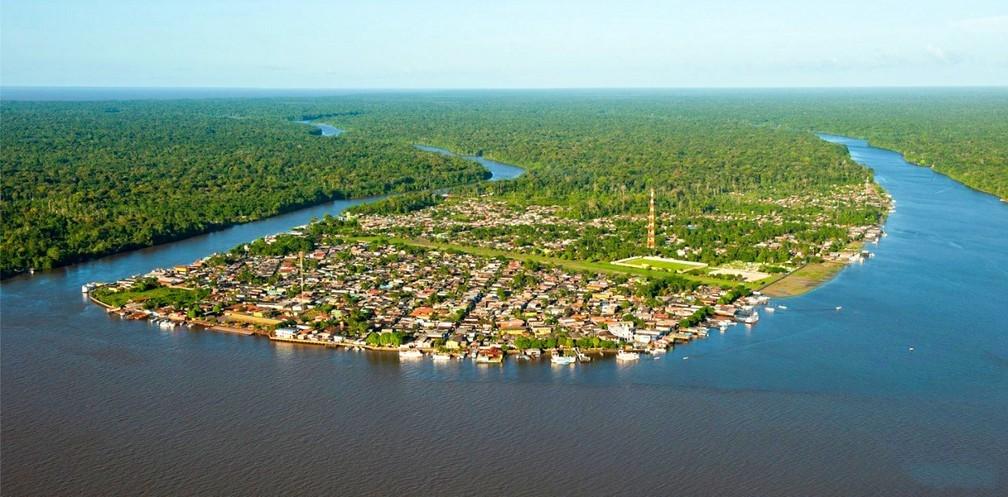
[612,256,707,273]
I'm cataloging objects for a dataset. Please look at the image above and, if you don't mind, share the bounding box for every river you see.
[415,144,525,181]
[1,136,1006,496]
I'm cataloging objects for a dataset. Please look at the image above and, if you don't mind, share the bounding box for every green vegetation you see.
[514,335,618,350]
[4,89,1003,279]
[365,331,405,347]
[618,257,704,272]
[717,285,753,305]
[760,261,845,297]
[91,278,207,309]
[342,235,737,288]
[679,306,715,329]
[0,100,486,277]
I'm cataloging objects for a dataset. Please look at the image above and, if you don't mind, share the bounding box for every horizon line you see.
[4,84,1007,91]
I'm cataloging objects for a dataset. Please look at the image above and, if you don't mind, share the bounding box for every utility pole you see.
[647,188,656,252]
[299,251,305,294]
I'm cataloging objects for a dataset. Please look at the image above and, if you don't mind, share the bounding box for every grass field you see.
[91,286,201,308]
[612,256,707,273]
[760,262,846,297]
[350,236,742,288]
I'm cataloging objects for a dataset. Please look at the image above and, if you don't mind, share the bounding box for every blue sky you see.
[2,0,1006,88]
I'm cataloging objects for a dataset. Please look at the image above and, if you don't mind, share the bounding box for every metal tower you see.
[647,188,656,251]
[299,251,305,293]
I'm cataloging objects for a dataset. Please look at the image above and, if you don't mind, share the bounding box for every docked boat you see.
[736,310,759,324]
[399,349,423,360]
[616,351,640,362]
[576,350,592,362]
[551,354,576,366]
[475,347,503,364]
[649,347,666,355]
[432,352,452,362]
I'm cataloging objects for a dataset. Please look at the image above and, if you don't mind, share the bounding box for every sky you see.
[1,0,1006,88]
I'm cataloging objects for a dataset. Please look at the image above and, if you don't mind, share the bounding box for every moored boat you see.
[475,347,503,364]
[399,348,423,360]
[616,351,640,361]
[551,354,576,365]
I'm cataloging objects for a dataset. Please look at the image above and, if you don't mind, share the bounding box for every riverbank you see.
[760,261,846,297]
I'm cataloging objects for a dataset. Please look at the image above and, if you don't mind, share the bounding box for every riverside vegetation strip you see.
[5,88,1002,280]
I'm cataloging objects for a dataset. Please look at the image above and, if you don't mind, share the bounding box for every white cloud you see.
[951,15,1008,33]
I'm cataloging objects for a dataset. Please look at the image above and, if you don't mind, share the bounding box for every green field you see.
[613,256,707,273]
[91,286,204,309]
[349,236,741,288]
[760,262,845,297]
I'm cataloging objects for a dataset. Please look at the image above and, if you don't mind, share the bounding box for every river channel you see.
[2,135,1005,496]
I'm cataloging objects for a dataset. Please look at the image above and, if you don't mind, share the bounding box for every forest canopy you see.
[2,89,1004,277]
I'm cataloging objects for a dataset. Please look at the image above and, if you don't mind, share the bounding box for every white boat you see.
[576,350,592,362]
[649,347,666,355]
[432,352,452,362]
[764,306,775,313]
[739,311,760,324]
[777,305,788,310]
[551,354,576,365]
[399,349,423,360]
[616,351,640,362]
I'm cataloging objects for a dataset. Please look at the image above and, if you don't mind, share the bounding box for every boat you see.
[764,306,775,313]
[432,352,452,362]
[737,311,759,324]
[616,351,640,362]
[399,349,423,360]
[475,347,503,364]
[576,350,592,362]
[649,347,666,355]
[777,305,788,310]
[551,354,576,365]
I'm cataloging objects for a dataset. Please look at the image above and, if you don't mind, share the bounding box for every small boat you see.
[738,311,759,324]
[616,351,640,362]
[576,350,592,362]
[432,352,452,362]
[764,306,775,313]
[399,349,423,360]
[551,354,576,366]
[649,347,666,355]
[777,305,788,310]
[835,306,843,311]
[475,347,503,364]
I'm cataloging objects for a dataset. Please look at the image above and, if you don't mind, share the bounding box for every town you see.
[87,234,774,365]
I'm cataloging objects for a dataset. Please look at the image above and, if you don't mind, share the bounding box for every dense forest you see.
[2,89,1004,277]
[0,100,487,277]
